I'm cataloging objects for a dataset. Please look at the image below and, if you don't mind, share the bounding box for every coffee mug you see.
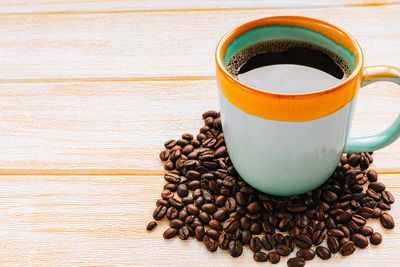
[215,16,400,196]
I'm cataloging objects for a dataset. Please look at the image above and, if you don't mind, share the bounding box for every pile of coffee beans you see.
[147,110,395,266]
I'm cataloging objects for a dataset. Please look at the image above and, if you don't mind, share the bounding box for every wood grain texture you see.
[0,80,398,171]
[0,0,397,14]
[0,5,399,80]
[0,174,398,266]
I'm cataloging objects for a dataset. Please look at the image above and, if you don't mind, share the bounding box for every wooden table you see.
[0,1,399,266]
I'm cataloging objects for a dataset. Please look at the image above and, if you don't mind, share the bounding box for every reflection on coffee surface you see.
[226,40,351,94]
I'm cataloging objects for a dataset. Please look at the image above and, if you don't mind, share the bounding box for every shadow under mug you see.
[215,16,400,196]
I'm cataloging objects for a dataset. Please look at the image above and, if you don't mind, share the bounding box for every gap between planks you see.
[0,1,398,15]
[0,169,398,176]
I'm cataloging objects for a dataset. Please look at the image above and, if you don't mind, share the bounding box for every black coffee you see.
[226,40,351,94]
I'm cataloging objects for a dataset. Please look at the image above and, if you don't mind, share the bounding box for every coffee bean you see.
[215,195,226,207]
[358,207,374,218]
[311,230,325,245]
[201,203,217,214]
[340,241,356,256]
[340,237,350,247]
[367,170,378,182]
[316,246,331,260]
[247,202,261,214]
[294,234,312,249]
[382,191,395,204]
[182,196,194,205]
[250,222,262,234]
[287,257,305,267]
[209,219,222,231]
[260,234,275,250]
[253,251,268,262]
[164,139,177,149]
[370,232,382,245]
[179,226,190,240]
[327,235,339,253]
[203,235,218,252]
[322,190,338,204]
[195,226,205,241]
[232,229,242,241]
[380,213,395,229]
[161,189,174,200]
[352,214,366,226]
[176,184,188,198]
[241,230,251,245]
[169,198,184,209]
[352,233,369,248]
[178,209,188,221]
[229,241,243,257]
[146,221,157,231]
[164,172,181,184]
[372,207,383,218]
[153,205,167,220]
[213,209,228,222]
[328,228,345,238]
[170,219,185,229]
[276,244,291,256]
[166,207,178,220]
[369,182,385,193]
[268,252,280,264]
[249,237,262,252]
[202,110,218,119]
[296,248,315,260]
[348,153,361,167]
[225,197,237,212]
[366,188,381,201]
[186,170,201,180]
[199,211,211,225]
[222,218,239,233]
[188,181,201,190]
[155,199,169,207]
[359,225,373,236]
[163,227,178,239]
[206,228,220,241]
[336,210,352,223]
[159,150,170,161]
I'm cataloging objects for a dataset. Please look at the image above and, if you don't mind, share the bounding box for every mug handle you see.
[344,65,400,153]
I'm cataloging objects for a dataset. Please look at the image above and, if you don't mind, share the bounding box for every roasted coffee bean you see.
[203,190,215,203]
[287,257,305,267]
[209,219,222,231]
[232,229,242,241]
[274,233,285,245]
[203,235,218,252]
[229,241,243,257]
[188,180,201,190]
[178,209,188,221]
[380,213,395,229]
[170,219,185,229]
[182,144,194,155]
[370,232,382,245]
[242,230,252,245]
[159,150,170,161]
[358,207,374,218]
[249,237,262,252]
[223,218,240,233]
[382,191,395,204]
[336,210,352,223]
[289,226,301,237]
[352,214,366,226]
[322,190,338,204]
[176,139,189,147]
[166,207,178,220]
[181,133,193,141]
[146,221,157,231]
[164,183,177,192]
[185,204,198,215]
[250,222,262,234]
[206,228,220,241]
[278,218,292,232]
[372,207,383,218]
[155,199,169,207]
[179,226,190,240]
[316,246,331,260]
[164,139,177,149]
[225,197,237,212]
[359,225,373,236]
[296,248,315,261]
[239,216,251,230]
[369,182,385,193]
[201,203,217,214]
[153,205,167,220]
[213,209,228,222]
[366,188,381,201]
[177,184,189,198]
[164,172,181,184]
[199,212,211,225]
[328,228,345,238]
[161,189,174,200]
[312,230,326,245]
[182,196,194,205]
[352,233,369,248]
[195,226,205,241]
[294,234,312,249]
[163,227,179,239]
[169,198,184,209]
[202,110,218,119]
[235,192,246,206]
[215,195,226,207]
[378,202,391,210]
[340,237,350,247]
[295,215,309,228]
[268,252,280,264]
[186,170,201,180]
[218,233,231,249]
[348,153,361,167]
[276,244,291,256]
[253,252,268,262]
[367,170,378,182]
[327,235,339,253]
[262,234,276,250]
[340,241,356,256]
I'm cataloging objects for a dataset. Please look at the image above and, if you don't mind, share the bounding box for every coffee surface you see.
[226,40,351,94]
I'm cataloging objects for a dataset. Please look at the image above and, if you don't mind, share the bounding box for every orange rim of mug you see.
[215,16,364,122]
